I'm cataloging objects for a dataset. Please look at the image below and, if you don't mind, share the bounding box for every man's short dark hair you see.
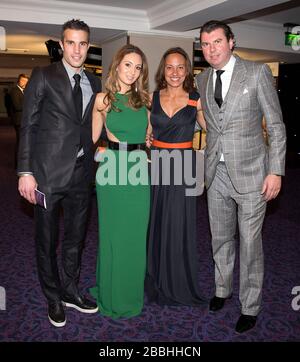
[61,19,90,42]
[200,20,236,49]
[17,74,28,82]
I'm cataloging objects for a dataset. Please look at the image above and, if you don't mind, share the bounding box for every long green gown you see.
[90,93,150,319]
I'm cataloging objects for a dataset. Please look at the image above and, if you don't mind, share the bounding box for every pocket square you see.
[243,88,248,94]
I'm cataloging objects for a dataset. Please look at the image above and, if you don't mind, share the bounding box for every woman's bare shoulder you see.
[95,92,106,102]
[95,92,109,111]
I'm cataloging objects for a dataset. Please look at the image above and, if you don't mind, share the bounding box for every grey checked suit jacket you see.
[196,55,286,194]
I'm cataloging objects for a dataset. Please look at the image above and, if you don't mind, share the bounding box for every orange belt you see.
[152,139,193,149]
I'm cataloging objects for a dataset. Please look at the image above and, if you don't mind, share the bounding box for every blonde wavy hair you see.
[104,44,150,111]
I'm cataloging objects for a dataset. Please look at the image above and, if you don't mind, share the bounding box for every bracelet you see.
[18,173,33,177]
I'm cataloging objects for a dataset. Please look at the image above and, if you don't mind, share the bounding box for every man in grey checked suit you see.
[196,20,286,333]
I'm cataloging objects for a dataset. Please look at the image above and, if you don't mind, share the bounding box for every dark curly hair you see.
[155,47,195,92]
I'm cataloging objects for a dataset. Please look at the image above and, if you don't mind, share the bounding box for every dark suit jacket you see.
[17,61,101,191]
[10,86,24,126]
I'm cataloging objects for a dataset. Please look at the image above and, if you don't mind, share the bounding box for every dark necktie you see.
[214,70,225,107]
[73,73,83,119]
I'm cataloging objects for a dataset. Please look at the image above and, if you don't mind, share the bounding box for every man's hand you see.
[18,175,38,204]
[261,174,282,201]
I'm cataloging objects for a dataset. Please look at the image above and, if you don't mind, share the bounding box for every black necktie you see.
[214,70,225,108]
[73,73,83,119]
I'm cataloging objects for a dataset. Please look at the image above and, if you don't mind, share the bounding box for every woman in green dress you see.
[90,44,151,319]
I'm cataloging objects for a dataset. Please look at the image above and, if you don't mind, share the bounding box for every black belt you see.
[107,141,146,151]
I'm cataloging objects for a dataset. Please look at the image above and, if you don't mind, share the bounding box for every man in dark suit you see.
[17,19,101,327]
[196,20,286,333]
[4,88,12,119]
[10,74,29,167]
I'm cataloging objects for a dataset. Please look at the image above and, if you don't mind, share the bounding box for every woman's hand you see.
[146,133,153,148]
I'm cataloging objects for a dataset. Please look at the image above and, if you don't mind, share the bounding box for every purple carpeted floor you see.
[0,124,299,342]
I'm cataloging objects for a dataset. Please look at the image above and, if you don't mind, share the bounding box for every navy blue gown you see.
[146,90,205,306]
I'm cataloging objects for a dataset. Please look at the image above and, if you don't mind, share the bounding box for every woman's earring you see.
[135,82,138,92]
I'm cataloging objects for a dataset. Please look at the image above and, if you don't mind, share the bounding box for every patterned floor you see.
[0,125,299,342]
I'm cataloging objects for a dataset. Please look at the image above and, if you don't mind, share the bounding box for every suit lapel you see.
[221,56,246,128]
[205,68,222,128]
[56,61,80,123]
[82,70,98,123]
[85,70,98,93]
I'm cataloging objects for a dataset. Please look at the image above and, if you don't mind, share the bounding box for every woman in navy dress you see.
[146,47,206,306]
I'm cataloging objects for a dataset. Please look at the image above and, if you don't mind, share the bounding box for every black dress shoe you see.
[235,314,257,333]
[62,295,98,313]
[209,296,226,311]
[48,302,66,327]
